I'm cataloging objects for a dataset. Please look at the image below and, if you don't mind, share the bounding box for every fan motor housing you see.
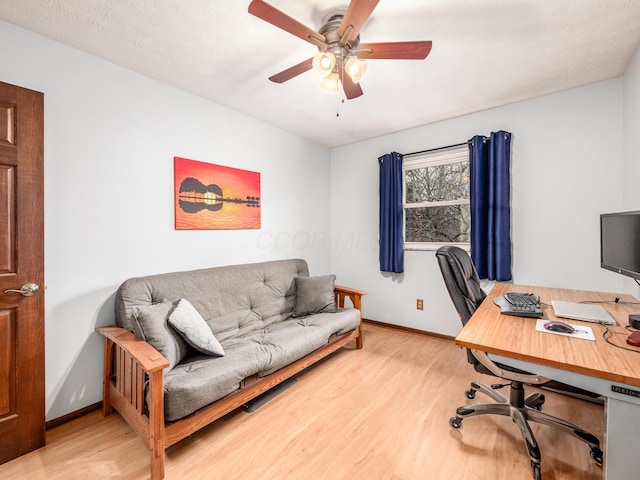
[318,14,360,49]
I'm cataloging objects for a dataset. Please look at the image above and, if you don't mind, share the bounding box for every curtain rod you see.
[402,136,488,158]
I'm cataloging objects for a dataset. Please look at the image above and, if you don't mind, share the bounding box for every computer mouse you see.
[543,321,575,334]
[626,331,640,347]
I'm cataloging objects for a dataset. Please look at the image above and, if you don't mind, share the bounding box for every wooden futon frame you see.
[96,286,365,480]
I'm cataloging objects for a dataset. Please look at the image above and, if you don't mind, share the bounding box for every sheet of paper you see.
[535,319,596,341]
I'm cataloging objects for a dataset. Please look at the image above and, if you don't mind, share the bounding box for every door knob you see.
[3,283,40,296]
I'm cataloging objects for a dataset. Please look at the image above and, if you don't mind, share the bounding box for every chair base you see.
[449,381,603,480]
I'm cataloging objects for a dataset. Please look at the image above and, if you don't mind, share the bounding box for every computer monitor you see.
[600,210,640,327]
[600,210,640,281]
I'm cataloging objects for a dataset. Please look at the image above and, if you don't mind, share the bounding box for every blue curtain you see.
[379,152,404,273]
[469,131,512,281]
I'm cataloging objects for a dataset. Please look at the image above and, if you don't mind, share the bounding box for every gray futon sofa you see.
[96,259,365,480]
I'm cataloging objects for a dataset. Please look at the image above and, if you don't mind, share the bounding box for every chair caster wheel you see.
[531,461,542,480]
[590,447,603,465]
[449,416,462,430]
[465,388,476,399]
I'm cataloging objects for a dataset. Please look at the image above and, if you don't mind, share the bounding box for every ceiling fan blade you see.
[342,75,364,100]
[268,58,314,83]
[356,41,433,60]
[248,0,325,45]
[338,0,380,43]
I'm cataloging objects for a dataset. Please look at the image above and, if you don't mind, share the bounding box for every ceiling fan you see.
[248,0,433,99]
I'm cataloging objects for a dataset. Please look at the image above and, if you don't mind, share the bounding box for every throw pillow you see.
[292,274,337,317]
[133,299,189,371]
[168,298,225,357]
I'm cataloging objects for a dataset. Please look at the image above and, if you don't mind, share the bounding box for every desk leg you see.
[605,397,640,480]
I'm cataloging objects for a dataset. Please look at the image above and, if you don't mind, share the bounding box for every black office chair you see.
[436,246,602,480]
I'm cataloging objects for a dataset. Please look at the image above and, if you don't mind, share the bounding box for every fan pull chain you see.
[336,62,345,117]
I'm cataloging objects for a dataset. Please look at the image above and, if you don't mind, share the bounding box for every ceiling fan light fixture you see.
[312,51,336,77]
[320,72,340,93]
[344,56,368,84]
[248,0,433,101]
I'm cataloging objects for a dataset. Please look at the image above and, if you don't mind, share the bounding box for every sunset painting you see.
[174,157,261,230]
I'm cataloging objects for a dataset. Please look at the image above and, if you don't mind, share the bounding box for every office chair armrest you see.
[472,349,550,385]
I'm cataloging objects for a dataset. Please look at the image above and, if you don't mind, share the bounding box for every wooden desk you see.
[455,283,640,480]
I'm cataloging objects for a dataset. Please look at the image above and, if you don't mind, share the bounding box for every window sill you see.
[404,242,470,252]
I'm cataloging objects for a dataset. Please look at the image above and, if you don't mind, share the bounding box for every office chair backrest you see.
[435,246,486,326]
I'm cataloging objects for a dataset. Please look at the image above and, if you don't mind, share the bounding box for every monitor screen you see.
[600,211,640,281]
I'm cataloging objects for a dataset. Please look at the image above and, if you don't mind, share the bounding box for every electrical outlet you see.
[417,299,424,310]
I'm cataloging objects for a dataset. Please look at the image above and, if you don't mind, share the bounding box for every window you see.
[403,147,470,250]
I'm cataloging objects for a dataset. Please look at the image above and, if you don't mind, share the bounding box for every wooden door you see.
[0,81,45,464]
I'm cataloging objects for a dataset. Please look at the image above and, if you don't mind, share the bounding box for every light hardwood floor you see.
[0,324,604,479]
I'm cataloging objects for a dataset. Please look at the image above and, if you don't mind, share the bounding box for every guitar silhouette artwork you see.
[178,177,260,214]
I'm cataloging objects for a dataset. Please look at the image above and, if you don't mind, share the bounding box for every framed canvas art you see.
[174,157,261,230]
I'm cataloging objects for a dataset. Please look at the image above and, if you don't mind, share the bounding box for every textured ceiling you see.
[1,0,640,147]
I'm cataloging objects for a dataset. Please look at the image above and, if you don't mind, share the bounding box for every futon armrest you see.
[96,325,169,373]
[334,285,367,311]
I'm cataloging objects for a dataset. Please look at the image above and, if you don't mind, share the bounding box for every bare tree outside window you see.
[403,149,470,249]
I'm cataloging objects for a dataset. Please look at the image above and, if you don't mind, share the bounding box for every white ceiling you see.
[2,0,640,147]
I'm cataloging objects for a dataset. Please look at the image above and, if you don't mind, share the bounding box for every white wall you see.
[330,79,625,337]
[1,21,332,421]
[623,45,640,297]
[2,18,637,421]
